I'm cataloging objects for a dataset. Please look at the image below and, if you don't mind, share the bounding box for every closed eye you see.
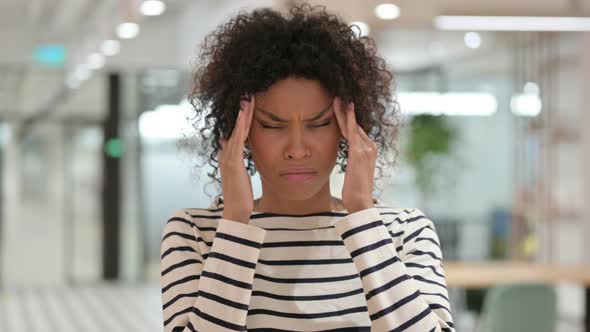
[261,121,331,129]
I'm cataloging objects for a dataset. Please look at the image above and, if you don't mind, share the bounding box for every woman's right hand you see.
[218,95,256,224]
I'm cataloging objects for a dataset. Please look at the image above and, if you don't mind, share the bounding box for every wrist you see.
[222,212,251,224]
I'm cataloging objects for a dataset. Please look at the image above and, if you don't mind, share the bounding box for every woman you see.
[161,3,455,331]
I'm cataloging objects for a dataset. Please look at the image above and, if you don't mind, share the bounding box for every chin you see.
[275,177,328,197]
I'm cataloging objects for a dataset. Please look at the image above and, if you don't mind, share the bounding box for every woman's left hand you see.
[333,96,377,213]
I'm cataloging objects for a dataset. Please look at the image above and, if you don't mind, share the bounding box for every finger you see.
[346,102,358,145]
[357,124,377,152]
[245,95,255,139]
[356,124,370,143]
[231,107,244,141]
[333,96,348,140]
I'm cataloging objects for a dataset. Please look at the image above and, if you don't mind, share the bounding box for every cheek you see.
[248,131,277,164]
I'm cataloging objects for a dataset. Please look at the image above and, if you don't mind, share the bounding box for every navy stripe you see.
[384,214,427,228]
[248,326,371,332]
[172,322,197,332]
[249,327,370,332]
[163,292,199,310]
[359,256,400,278]
[262,225,335,231]
[164,306,192,326]
[201,271,252,290]
[263,240,343,248]
[415,237,440,247]
[407,250,442,261]
[403,225,430,244]
[215,231,262,249]
[340,220,384,240]
[187,322,198,332]
[198,290,249,310]
[349,238,393,258]
[168,215,216,232]
[251,288,364,301]
[195,225,217,232]
[161,246,199,260]
[389,230,403,238]
[196,237,212,246]
[258,258,353,266]
[419,291,450,302]
[412,275,447,288]
[163,231,196,242]
[161,258,202,277]
[370,290,420,321]
[207,252,256,269]
[254,272,359,284]
[251,211,348,219]
[167,216,193,226]
[390,307,432,332]
[380,210,409,216]
[405,262,445,278]
[162,275,200,293]
[247,305,368,319]
[191,307,246,331]
[189,213,223,219]
[429,303,452,314]
[365,274,411,301]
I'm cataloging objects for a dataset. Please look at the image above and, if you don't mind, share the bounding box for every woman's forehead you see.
[256,77,330,101]
[254,102,333,123]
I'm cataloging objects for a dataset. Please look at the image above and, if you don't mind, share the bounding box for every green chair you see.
[481,283,557,332]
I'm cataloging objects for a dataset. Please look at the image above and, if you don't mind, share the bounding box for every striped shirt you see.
[160,196,455,331]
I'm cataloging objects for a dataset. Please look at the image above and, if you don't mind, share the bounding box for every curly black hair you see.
[184,2,400,198]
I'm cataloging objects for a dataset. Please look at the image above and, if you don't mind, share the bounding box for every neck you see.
[253,183,343,215]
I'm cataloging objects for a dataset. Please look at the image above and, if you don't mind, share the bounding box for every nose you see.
[283,125,311,160]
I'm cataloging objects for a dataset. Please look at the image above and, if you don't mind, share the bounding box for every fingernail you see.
[240,100,249,111]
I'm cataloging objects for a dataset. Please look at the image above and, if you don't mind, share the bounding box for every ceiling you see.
[0,0,588,122]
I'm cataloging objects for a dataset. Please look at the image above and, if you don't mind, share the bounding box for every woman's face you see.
[246,77,343,200]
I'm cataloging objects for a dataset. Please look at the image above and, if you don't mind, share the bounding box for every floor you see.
[0,283,163,332]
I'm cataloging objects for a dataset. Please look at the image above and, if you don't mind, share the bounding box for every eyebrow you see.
[254,103,333,123]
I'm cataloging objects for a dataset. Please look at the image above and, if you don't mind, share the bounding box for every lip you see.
[279,167,317,175]
[279,167,317,182]
[281,172,317,182]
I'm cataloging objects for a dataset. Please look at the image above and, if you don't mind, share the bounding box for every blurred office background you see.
[0,0,589,331]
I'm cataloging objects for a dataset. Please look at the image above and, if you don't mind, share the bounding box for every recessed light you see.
[375,4,400,20]
[464,32,481,49]
[435,15,590,31]
[101,40,120,56]
[140,0,166,17]
[117,22,140,39]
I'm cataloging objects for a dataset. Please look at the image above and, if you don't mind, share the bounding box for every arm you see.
[160,209,267,332]
[333,208,455,332]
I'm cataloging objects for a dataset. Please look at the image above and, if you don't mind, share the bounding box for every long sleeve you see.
[160,209,267,332]
[333,207,455,332]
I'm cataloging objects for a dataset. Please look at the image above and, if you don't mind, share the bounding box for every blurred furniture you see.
[446,262,590,332]
[480,283,556,332]
[434,219,460,261]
